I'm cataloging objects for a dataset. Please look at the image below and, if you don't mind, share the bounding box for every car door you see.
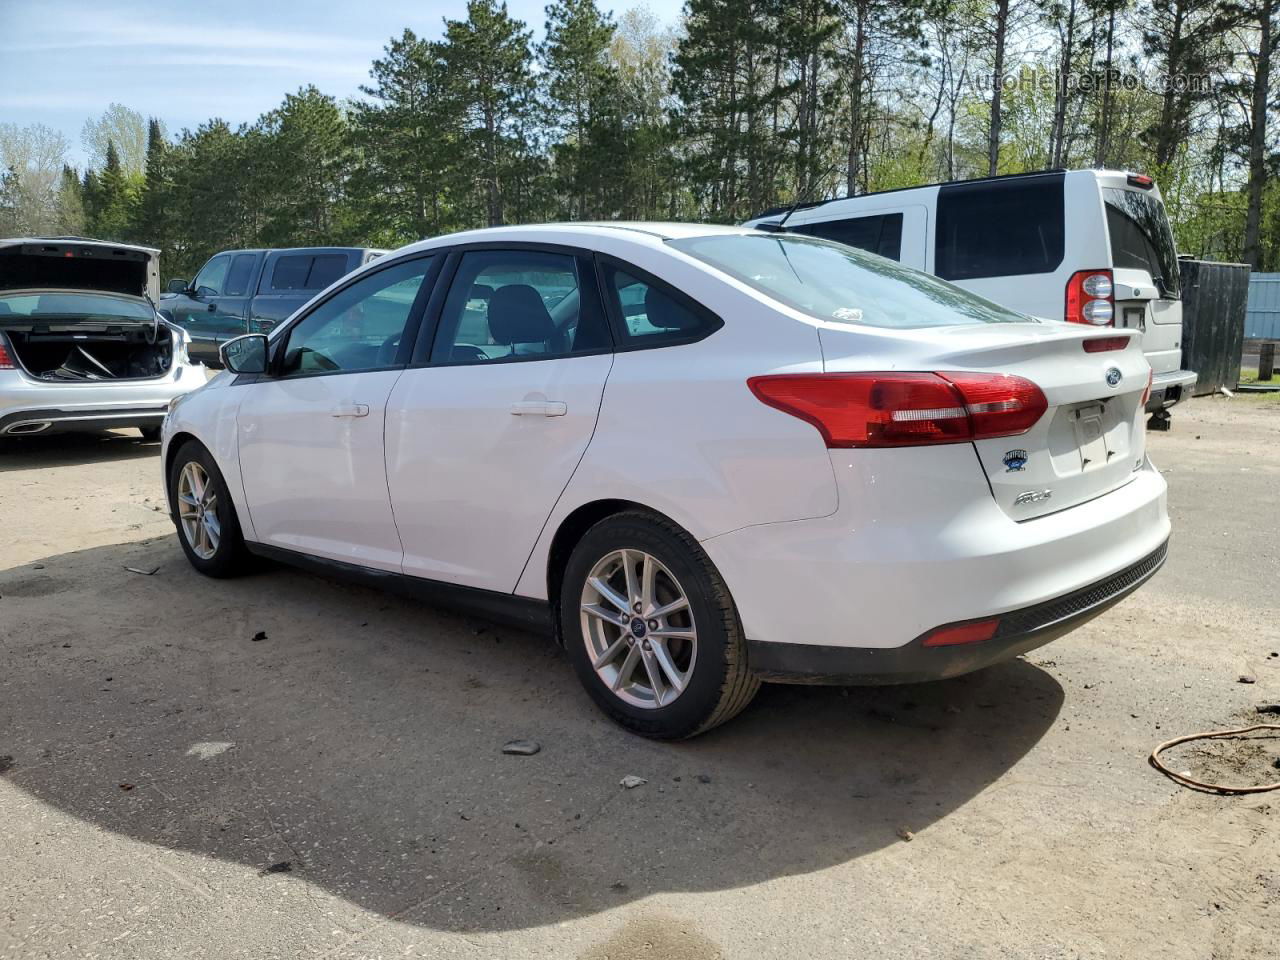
[235,255,438,570]
[166,254,231,363]
[385,246,614,592]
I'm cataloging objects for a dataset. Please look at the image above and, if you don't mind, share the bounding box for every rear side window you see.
[935,175,1065,280]
[267,254,349,292]
[600,261,721,346]
[224,254,256,297]
[792,213,903,260]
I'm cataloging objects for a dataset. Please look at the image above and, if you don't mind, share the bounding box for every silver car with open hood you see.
[0,237,205,439]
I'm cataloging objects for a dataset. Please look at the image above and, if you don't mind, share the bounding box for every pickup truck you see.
[159,246,385,365]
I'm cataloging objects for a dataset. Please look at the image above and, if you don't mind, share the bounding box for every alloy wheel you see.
[579,548,698,708]
[177,461,221,560]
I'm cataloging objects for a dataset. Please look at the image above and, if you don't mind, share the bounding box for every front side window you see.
[792,212,903,261]
[935,174,1065,280]
[430,250,610,363]
[280,257,431,376]
[193,255,230,296]
[671,232,1030,328]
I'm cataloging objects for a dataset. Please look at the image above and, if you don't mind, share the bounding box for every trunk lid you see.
[0,238,159,303]
[819,321,1150,520]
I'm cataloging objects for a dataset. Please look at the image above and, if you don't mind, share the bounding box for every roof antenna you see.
[754,164,841,233]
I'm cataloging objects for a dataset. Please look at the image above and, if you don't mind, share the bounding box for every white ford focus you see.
[162,223,1169,738]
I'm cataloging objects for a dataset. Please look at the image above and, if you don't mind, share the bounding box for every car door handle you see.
[510,400,567,417]
[207,303,217,312]
[331,404,370,418]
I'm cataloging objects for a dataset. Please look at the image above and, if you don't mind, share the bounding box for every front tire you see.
[560,511,759,739]
[168,440,250,577]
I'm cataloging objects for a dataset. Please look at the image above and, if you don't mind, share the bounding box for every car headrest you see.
[470,283,494,300]
[644,286,697,330]
[0,302,11,315]
[489,284,555,344]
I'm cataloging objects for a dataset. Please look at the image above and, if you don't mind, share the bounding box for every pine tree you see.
[350,29,465,243]
[441,0,538,226]
[134,119,171,250]
[541,0,618,217]
[258,86,352,244]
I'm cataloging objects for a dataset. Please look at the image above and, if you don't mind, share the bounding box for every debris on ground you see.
[251,631,267,642]
[1256,703,1280,715]
[186,741,234,760]
[118,783,134,791]
[897,826,915,842]
[124,566,158,576]
[619,775,647,789]
[0,755,14,774]
[695,774,712,784]
[259,861,292,875]
[1238,675,1257,684]
[1150,723,1280,794]
[502,739,541,756]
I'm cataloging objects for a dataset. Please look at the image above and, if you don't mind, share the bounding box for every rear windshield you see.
[669,233,1031,328]
[1103,187,1180,298]
[0,291,153,321]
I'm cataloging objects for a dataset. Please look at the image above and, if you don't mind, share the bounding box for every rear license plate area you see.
[1071,402,1111,471]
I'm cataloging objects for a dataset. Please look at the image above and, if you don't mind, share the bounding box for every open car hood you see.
[0,238,160,301]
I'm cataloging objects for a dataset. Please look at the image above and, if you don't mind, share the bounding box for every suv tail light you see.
[1127,173,1154,189]
[0,334,14,370]
[747,372,1047,448]
[1066,269,1114,325]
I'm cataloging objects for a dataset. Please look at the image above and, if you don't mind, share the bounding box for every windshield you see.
[0,291,154,322]
[1103,187,1180,298]
[669,233,1032,328]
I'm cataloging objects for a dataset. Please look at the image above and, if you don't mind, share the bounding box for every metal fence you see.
[1245,273,1280,341]
[1178,259,1250,395]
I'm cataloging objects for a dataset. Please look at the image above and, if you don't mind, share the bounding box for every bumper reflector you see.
[921,618,1000,647]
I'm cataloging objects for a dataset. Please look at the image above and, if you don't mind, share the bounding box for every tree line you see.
[1,0,1276,278]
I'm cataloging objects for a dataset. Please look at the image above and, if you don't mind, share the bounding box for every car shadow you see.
[0,536,1063,934]
[0,429,158,471]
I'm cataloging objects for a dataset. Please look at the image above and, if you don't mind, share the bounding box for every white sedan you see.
[162,223,1170,738]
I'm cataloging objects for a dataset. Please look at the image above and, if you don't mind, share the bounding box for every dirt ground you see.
[1,396,1277,959]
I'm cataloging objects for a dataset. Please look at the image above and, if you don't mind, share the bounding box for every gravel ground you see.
[1,396,1277,959]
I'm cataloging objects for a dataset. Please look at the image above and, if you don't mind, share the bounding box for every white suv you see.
[163,223,1170,738]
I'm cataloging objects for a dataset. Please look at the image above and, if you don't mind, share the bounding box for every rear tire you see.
[168,440,251,578]
[560,510,759,739]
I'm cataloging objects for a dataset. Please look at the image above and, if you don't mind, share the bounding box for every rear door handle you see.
[510,400,567,417]
[331,404,370,418]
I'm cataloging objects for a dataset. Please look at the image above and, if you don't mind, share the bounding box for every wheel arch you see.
[544,498,694,645]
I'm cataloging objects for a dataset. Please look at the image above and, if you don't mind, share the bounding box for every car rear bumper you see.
[701,443,1170,678]
[1146,368,1197,412]
[747,540,1167,683]
[0,365,203,436]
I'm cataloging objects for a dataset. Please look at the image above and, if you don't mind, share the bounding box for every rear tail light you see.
[747,371,1047,448]
[1083,336,1129,353]
[1141,367,1153,406]
[0,334,14,370]
[1127,173,1154,189]
[921,618,1000,647]
[1066,269,1114,326]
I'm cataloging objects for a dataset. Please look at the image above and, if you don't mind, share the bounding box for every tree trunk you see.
[1050,0,1077,167]
[1243,0,1274,268]
[987,0,1010,176]
[1154,0,1187,168]
[1094,5,1116,167]
[847,3,867,195]
[485,103,502,227]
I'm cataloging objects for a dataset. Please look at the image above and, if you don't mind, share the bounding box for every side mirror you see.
[221,334,269,375]
[166,278,189,294]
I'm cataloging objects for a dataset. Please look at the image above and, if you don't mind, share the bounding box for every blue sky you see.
[0,0,684,168]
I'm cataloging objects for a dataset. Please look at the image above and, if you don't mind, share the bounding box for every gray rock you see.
[619,775,647,789]
[502,740,541,756]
